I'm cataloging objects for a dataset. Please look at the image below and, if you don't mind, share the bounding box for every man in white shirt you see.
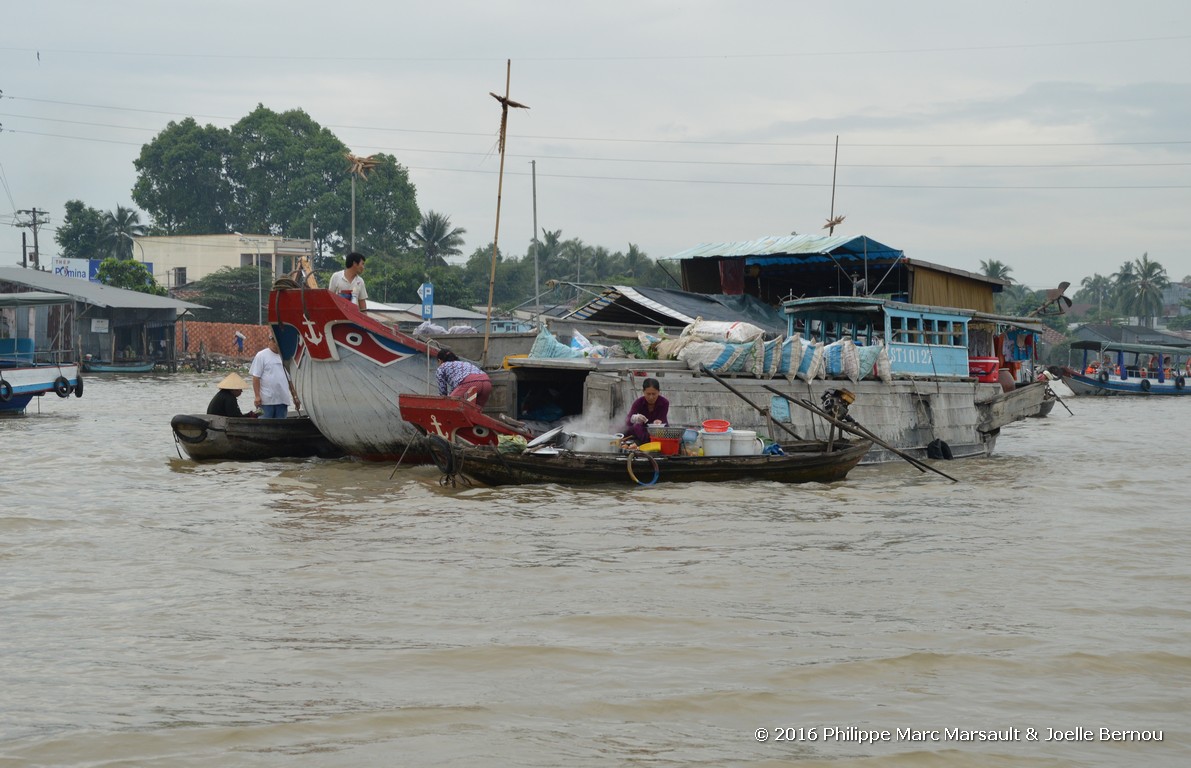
[250,335,300,418]
[327,252,368,311]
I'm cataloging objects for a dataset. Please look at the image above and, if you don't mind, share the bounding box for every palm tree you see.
[979,259,1014,283]
[100,205,148,259]
[411,211,466,275]
[1077,273,1113,315]
[1115,253,1168,327]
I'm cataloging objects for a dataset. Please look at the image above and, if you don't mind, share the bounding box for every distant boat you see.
[1061,340,1191,396]
[1,292,84,414]
[82,359,156,373]
[170,413,344,461]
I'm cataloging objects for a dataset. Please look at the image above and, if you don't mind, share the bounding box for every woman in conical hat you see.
[207,372,249,417]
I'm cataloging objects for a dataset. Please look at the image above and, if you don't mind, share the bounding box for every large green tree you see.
[132,105,421,256]
[55,200,107,259]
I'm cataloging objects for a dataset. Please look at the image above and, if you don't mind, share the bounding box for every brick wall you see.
[176,322,272,361]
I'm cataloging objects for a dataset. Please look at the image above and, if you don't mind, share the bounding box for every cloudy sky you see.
[2,0,1189,296]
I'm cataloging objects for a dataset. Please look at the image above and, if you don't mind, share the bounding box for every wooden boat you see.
[270,286,438,461]
[82,359,156,373]
[436,437,872,487]
[269,286,1050,466]
[398,393,533,446]
[1061,340,1191,396]
[170,413,344,461]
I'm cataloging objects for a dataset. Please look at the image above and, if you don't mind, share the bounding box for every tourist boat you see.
[435,437,872,487]
[170,413,344,461]
[1060,340,1191,396]
[0,292,84,414]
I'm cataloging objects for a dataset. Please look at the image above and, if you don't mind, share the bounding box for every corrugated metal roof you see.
[0,266,205,310]
[664,233,903,261]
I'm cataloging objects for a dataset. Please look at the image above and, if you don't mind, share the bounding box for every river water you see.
[2,374,1188,767]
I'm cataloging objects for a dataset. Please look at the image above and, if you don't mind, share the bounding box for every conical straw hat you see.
[217,372,249,390]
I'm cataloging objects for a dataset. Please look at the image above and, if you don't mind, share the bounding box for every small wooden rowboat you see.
[170,413,344,461]
[435,437,872,487]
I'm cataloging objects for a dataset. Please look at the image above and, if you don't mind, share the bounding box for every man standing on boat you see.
[328,252,369,311]
[251,335,300,419]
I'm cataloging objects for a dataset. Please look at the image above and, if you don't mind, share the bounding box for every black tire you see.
[170,414,210,444]
[1139,379,1151,392]
[1096,370,1109,383]
[1175,376,1185,390]
[73,373,84,398]
[54,376,70,398]
[0,379,11,402]
[428,435,456,475]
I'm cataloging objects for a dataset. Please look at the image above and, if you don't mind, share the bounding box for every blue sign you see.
[419,282,434,320]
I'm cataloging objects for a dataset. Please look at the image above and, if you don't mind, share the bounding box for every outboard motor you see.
[820,388,856,423]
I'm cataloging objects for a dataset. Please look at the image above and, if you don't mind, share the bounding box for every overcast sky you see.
[2,0,1189,296]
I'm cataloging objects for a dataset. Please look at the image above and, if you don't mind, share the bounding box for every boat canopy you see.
[1071,339,1191,355]
[0,291,74,308]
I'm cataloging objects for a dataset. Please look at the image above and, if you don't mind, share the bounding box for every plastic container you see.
[569,432,623,453]
[730,429,763,455]
[657,437,680,456]
[700,430,732,456]
[968,357,999,383]
[702,419,731,433]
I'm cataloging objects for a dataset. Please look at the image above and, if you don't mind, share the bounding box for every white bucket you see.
[730,429,762,455]
[700,430,733,457]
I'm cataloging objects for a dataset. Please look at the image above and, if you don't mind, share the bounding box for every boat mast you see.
[482,60,530,368]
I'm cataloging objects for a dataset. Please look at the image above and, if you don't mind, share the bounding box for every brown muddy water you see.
[2,374,1188,766]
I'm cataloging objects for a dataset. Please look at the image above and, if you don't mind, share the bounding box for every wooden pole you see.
[482,60,529,368]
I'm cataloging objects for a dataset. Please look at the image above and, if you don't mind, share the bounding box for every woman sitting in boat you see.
[625,377,669,445]
[435,348,493,407]
[207,372,248,418]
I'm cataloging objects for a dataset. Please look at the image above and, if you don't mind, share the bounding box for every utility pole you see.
[531,159,539,307]
[16,208,49,269]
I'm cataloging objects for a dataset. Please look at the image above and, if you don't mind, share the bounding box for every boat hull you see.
[447,439,872,487]
[270,287,436,461]
[0,364,82,413]
[1064,372,1190,396]
[171,413,344,461]
[82,361,156,373]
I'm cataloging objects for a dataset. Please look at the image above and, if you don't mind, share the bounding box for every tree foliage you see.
[412,211,467,274]
[132,105,420,256]
[184,266,271,323]
[55,200,107,259]
[96,257,166,295]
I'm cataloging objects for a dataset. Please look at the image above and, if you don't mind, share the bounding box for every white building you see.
[132,234,314,289]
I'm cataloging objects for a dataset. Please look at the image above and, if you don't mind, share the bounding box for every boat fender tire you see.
[74,374,84,398]
[926,439,954,460]
[1096,370,1109,383]
[170,414,211,444]
[0,379,11,402]
[1176,376,1186,390]
[54,376,71,398]
[1139,378,1151,393]
[626,450,660,486]
[428,435,456,476]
